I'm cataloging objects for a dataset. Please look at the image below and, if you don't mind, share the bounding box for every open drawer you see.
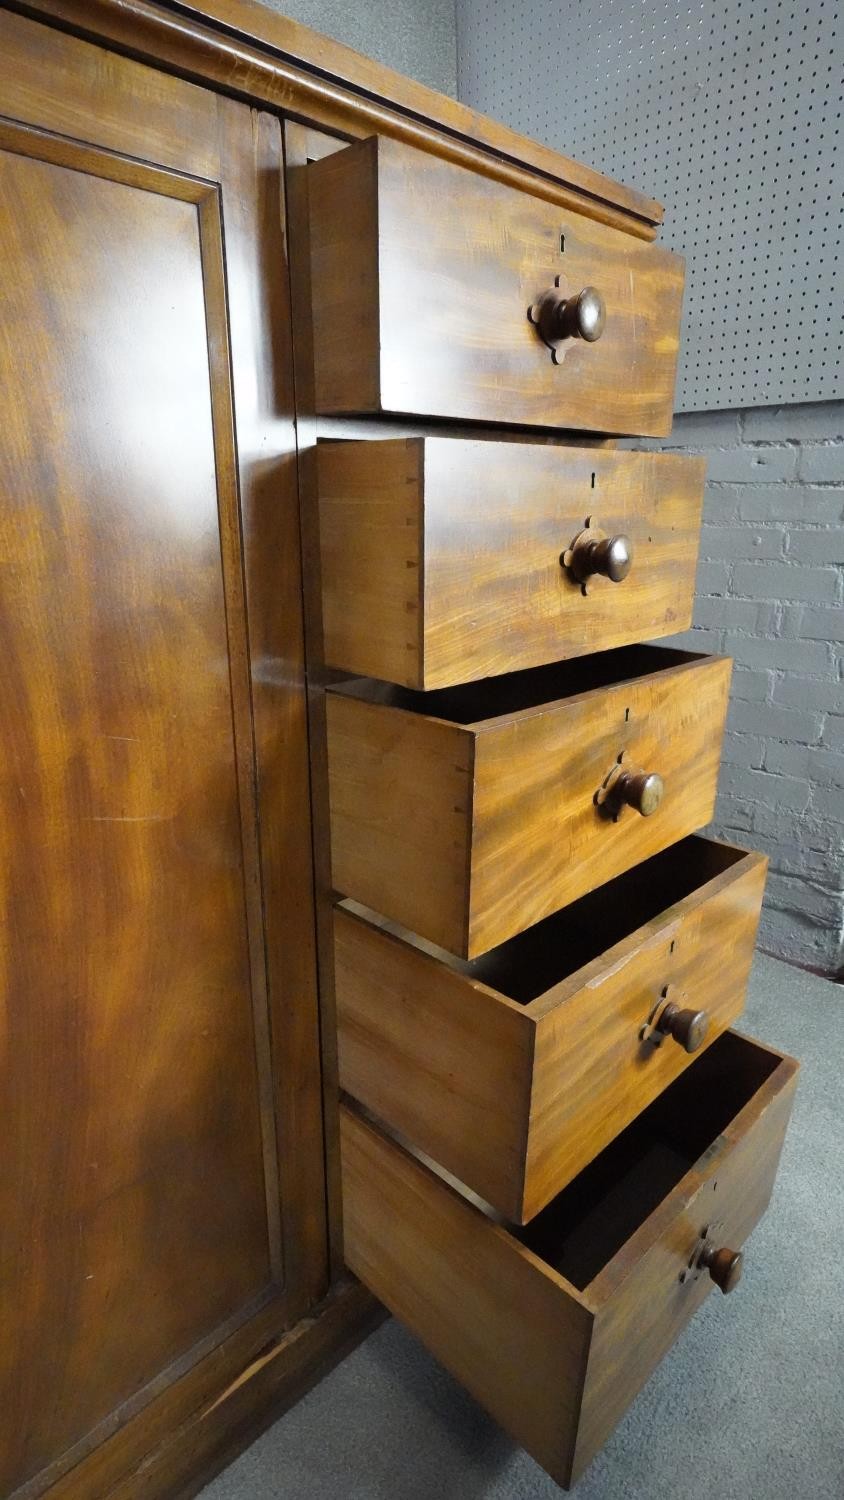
[336,836,768,1222]
[308,136,684,436]
[316,438,704,689]
[327,645,731,956]
[341,1032,798,1488]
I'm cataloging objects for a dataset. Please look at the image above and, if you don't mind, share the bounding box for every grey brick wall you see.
[659,402,844,977]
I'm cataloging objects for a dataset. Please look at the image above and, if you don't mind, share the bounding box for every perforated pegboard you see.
[455,0,844,412]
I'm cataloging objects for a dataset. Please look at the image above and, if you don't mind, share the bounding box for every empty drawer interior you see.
[344,836,754,1006]
[514,1031,781,1289]
[335,644,706,724]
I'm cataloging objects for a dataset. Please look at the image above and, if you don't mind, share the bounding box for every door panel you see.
[0,17,325,1496]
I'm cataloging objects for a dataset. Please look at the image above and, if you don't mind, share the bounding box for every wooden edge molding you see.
[21,1281,383,1500]
[6,0,663,237]
[159,1281,384,1500]
[168,0,663,224]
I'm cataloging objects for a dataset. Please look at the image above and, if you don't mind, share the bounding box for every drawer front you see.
[341,1034,798,1487]
[318,439,705,690]
[335,840,768,1223]
[308,136,684,436]
[327,651,732,957]
[525,845,767,1222]
[570,1039,798,1478]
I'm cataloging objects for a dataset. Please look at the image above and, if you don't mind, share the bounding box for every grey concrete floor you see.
[202,953,844,1500]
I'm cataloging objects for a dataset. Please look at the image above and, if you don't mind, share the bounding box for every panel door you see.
[0,12,325,1497]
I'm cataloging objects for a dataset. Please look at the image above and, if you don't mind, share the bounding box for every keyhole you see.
[560,233,566,253]
[591,472,596,489]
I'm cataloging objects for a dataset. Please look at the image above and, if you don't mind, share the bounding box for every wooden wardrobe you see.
[0,3,796,1496]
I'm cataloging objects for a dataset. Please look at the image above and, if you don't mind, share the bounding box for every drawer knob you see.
[529,278,607,361]
[562,520,633,592]
[593,534,633,582]
[558,286,607,342]
[596,752,664,819]
[698,1241,744,1295]
[615,767,664,817]
[656,999,709,1054]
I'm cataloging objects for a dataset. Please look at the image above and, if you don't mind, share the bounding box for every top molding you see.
[174,0,664,227]
[9,0,664,236]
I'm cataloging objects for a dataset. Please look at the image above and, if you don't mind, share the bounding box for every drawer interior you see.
[466,836,750,1002]
[344,836,753,1005]
[336,643,704,724]
[515,1032,781,1289]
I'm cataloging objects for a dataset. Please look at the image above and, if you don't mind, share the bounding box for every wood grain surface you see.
[335,838,768,1222]
[335,904,536,1220]
[327,648,732,957]
[317,437,705,687]
[162,0,664,225]
[30,1282,380,1500]
[340,1105,594,1485]
[341,1033,798,1487]
[0,14,328,1497]
[326,691,475,953]
[0,8,785,1498]
[571,1036,798,1478]
[0,124,263,1498]
[522,841,768,1220]
[13,0,663,236]
[308,137,684,434]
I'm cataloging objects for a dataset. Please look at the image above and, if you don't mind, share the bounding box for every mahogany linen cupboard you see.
[0,3,796,1498]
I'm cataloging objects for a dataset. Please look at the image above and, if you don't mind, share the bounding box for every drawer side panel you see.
[326,693,474,955]
[318,438,425,688]
[335,906,534,1220]
[308,139,381,414]
[340,1105,593,1485]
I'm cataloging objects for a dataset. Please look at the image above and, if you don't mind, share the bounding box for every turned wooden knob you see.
[697,1242,743,1294]
[657,1000,709,1054]
[555,286,607,342]
[615,768,664,816]
[529,282,607,357]
[562,523,633,590]
[580,534,633,583]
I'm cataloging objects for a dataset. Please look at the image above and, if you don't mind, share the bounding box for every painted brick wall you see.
[658,402,844,976]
